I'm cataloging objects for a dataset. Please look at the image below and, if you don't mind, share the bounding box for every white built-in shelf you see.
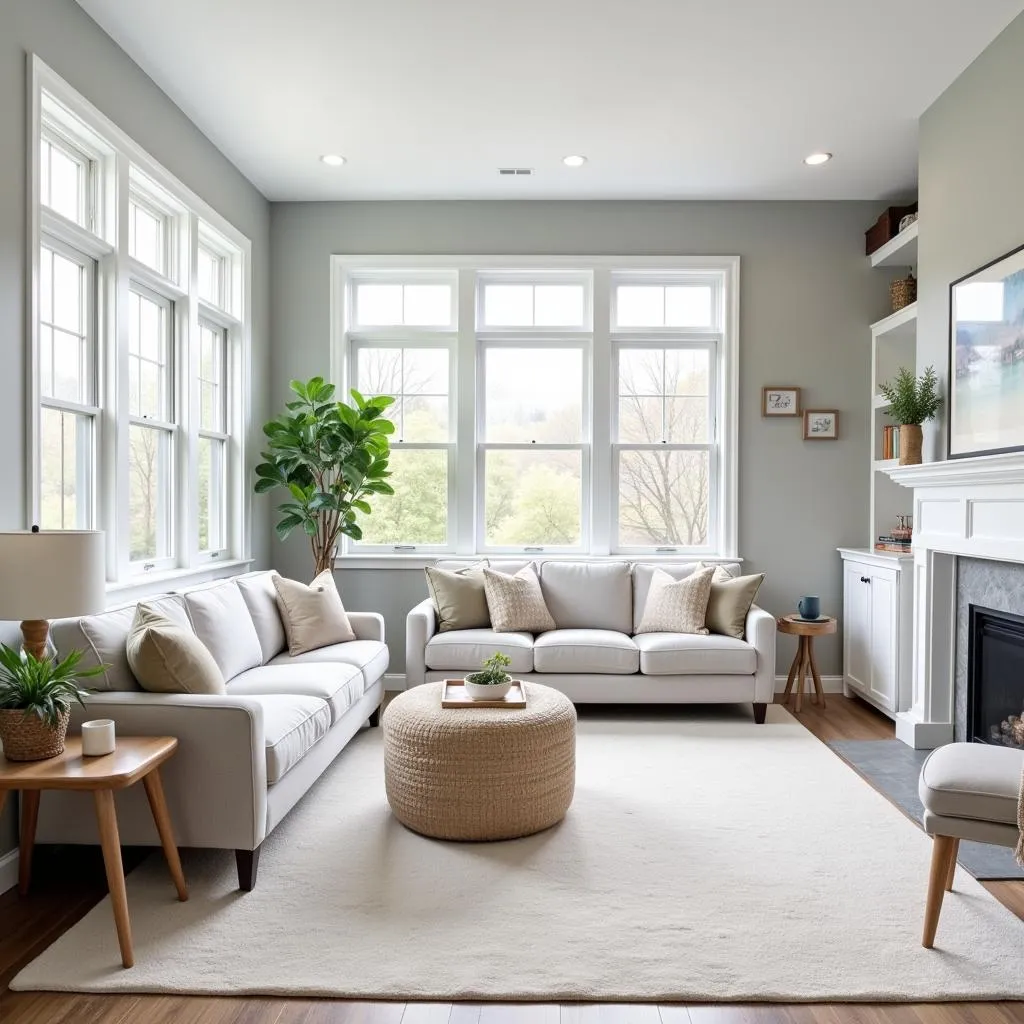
[873,394,893,410]
[869,221,919,268]
[871,302,917,341]
[873,458,900,472]
[838,546,913,564]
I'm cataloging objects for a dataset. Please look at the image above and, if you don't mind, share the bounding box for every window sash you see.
[610,274,723,333]
[128,284,174,424]
[39,129,94,232]
[39,405,96,531]
[127,419,176,571]
[476,272,592,331]
[347,272,458,331]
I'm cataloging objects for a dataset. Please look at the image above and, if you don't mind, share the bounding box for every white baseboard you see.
[0,847,18,895]
[384,673,407,692]
[774,674,844,694]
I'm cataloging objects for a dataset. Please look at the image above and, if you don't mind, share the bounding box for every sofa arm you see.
[745,604,777,704]
[34,691,269,852]
[405,598,437,689]
[347,612,385,643]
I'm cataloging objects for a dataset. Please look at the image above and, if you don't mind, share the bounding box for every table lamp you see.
[0,529,106,659]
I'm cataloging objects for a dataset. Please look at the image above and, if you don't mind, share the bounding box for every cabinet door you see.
[843,563,871,693]
[868,572,897,709]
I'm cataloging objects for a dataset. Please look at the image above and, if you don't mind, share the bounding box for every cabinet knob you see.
[860,576,871,583]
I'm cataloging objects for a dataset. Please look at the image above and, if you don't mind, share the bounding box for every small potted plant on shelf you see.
[878,365,942,466]
[0,647,101,761]
[464,652,514,701]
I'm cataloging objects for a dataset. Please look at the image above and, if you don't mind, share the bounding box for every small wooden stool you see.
[777,614,837,713]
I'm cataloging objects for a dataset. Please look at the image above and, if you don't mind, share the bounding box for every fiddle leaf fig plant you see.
[255,377,395,576]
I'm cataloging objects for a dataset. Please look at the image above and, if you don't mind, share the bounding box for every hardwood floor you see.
[1,695,1021,1024]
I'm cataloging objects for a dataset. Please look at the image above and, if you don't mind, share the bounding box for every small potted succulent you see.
[878,365,942,466]
[0,647,101,761]
[464,652,514,701]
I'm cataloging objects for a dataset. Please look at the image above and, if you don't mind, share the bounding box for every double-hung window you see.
[30,60,251,590]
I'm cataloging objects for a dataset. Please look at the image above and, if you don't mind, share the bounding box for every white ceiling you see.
[76,0,1024,202]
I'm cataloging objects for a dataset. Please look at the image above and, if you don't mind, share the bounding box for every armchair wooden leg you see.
[944,837,960,892]
[236,846,261,892]
[752,702,767,724]
[368,704,381,728]
[922,834,956,948]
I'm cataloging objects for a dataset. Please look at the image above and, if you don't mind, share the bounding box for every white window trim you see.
[28,57,253,598]
[330,255,739,566]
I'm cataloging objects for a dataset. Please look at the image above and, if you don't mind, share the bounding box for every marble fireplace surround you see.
[887,451,1024,748]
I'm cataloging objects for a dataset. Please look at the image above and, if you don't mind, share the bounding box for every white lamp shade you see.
[0,530,106,621]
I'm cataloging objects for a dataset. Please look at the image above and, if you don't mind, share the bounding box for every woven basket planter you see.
[0,708,70,761]
[899,424,924,466]
[890,273,917,312]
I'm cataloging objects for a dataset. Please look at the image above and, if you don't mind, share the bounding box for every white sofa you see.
[36,570,388,890]
[407,560,775,721]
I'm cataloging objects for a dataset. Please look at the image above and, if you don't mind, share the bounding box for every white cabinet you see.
[839,550,913,717]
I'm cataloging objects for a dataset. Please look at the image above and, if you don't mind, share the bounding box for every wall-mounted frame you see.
[803,409,838,440]
[761,386,801,417]
[948,241,1024,459]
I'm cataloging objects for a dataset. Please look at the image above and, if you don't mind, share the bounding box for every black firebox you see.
[967,604,1024,747]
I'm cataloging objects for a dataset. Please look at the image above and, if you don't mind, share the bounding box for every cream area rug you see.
[12,706,1024,1002]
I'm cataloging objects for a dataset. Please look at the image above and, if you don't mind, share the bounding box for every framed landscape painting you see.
[949,242,1024,458]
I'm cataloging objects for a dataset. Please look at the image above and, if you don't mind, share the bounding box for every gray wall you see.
[917,11,1024,461]
[0,0,271,859]
[269,201,893,677]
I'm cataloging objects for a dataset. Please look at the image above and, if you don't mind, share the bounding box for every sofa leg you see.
[368,704,381,728]
[236,846,261,892]
[752,702,767,724]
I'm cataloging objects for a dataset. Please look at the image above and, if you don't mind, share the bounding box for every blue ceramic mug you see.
[797,596,821,620]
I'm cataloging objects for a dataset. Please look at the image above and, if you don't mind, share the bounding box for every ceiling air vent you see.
[498,167,534,176]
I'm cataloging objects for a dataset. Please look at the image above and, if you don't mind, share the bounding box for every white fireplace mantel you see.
[884,451,1024,748]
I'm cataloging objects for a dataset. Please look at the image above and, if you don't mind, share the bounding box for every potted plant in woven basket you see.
[464,652,514,701]
[878,365,942,466]
[0,647,101,761]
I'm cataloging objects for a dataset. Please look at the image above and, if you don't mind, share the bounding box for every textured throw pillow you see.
[273,570,357,656]
[698,563,766,640]
[424,562,491,632]
[483,566,556,634]
[126,604,225,694]
[636,566,715,635]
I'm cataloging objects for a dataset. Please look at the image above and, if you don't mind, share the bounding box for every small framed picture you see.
[803,409,839,440]
[762,386,801,417]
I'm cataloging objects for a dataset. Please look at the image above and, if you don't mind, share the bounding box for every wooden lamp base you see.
[20,619,51,662]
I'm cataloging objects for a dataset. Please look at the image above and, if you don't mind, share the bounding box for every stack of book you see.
[875,534,912,554]
[881,424,902,460]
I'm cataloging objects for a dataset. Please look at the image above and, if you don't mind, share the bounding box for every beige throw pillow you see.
[483,566,556,634]
[273,570,357,655]
[699,563,766,640]
[424,562,491,632]
[636,566,715,635]
[126,604,225,694]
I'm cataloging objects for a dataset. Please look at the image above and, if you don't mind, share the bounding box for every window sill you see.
[105,559,254,606]
[335,554,743,571]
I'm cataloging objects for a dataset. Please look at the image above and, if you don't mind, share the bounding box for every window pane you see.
[129,291,169,419]
[665,348,710,395]
[199,323,225,432]
[618,449,709,547]
[357,347,403,394]
[616,286,663,327]
[52,330,85,404]
[403,284,451,326]
[40,247,90,404]
[129,424,173,562]
[534,285,584,326]
[483,284,533,327]
[40,408,91,530]
[485,449,582,547]
[198,436,226,552]
[618,349,663,396]
[402,348,448,394]
[396,397,448,442]
[357,347,448,440]
[130,201,163,272]
[198,247,222,306]
[51,250,83,333]
[355,448,447,546]
[356,284,403,326]
[484,348,582,442]
[43,139,84,225]
[618,396,664,443]
[665,286,712,327]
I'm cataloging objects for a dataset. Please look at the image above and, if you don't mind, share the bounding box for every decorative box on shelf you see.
[865,203,918,256]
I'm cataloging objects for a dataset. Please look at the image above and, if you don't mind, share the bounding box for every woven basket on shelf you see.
[890,273,917,312]
[0,708,70,761]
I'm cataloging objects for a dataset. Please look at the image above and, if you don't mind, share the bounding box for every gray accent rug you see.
[829,739,1024,880]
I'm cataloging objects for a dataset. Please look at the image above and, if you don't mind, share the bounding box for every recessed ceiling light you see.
[804,152,832,166]
[563,155,587,168]
[320,154,346,167]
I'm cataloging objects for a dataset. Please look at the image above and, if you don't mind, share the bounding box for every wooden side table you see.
[0,735,187,968]
[777,614,837,713]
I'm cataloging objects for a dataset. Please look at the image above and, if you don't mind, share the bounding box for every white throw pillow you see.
[635,566,715,635]
[483,565,556,634]
[273,570,357,656]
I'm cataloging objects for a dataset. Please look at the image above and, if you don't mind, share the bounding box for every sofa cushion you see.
[539,561,632,633]
[252,694,332,784]
[229,663,362,725]
[183,580,263,682]
[269,640,389,691]
[634,632,757,676]
[633,562,742,632]
[424,629,534,673]
[274,570,357,654]
[235,571,288,663]
[919,743,1024,826]
[50,594,190,692]
[126,605,226,695]
[533,629,639,674]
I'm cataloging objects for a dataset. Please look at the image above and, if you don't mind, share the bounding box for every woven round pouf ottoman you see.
[382,681,576,841]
